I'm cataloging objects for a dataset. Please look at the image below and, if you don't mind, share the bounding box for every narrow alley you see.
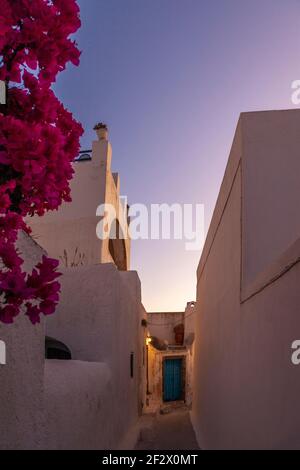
[135,408,199,451]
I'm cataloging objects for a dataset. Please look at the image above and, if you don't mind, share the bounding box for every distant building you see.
[145,302,196,413]
[0,130,146,450]
[27,129,130,271]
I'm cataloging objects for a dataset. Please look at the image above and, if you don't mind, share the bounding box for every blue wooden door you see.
[163,358,182,401]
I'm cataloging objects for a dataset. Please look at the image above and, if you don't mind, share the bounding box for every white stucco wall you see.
[191,109,300,449]
[0,232,46,449]
[148,312,184,345]
[242,110,300,286]
[27,137,130,270]
[45,263,143,449]
[44,360,114,449]
[0,233,144,449]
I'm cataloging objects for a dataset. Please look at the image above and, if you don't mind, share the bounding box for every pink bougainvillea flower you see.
[25,303,41,325]
[0,305,19,324]
[0,243,22,269]
[0,0,82,324]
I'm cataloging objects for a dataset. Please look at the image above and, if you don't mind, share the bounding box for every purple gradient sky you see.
[54,0,300,312]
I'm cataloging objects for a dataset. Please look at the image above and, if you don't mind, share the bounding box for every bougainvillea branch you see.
[0,0,83,324]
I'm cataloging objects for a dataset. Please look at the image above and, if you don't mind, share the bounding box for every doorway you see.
[163,357,184,402]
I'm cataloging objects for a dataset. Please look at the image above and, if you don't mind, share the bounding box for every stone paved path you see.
[135,407,200,450]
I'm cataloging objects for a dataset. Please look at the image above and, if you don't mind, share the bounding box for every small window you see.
[74,150,92,162]
[45,336,72,360]
[130,352,134,378]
